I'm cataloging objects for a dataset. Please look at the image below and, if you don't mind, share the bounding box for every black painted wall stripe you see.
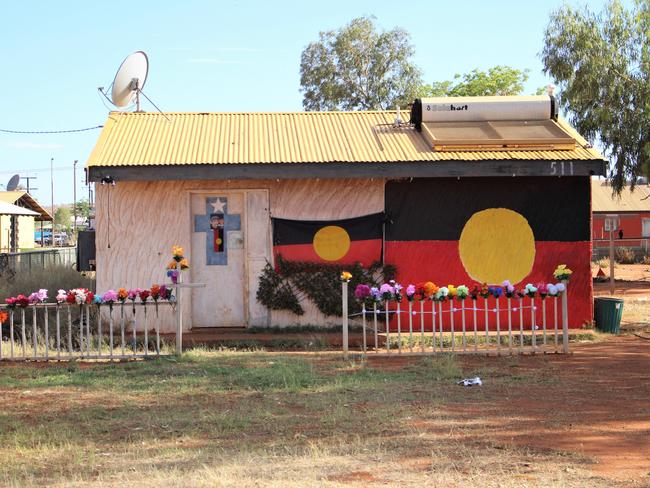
[272,213,384,246]
[385,177,590,242]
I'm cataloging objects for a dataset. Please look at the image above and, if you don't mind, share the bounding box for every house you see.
[0,191,53,252]
[85,95,606,332]
[591,180,650,259]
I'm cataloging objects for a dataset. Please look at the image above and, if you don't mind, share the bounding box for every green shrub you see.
[615,247,636,264]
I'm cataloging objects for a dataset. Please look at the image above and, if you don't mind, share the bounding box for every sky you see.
[0,0,624,207]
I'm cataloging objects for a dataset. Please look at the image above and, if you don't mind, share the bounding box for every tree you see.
[300,17,423,111]
[54,207,72,232]
[420,66,533,97]
[73,199,92,223]
[541,0,649,192]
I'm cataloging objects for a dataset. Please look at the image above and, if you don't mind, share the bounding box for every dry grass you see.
[0,351,638,487]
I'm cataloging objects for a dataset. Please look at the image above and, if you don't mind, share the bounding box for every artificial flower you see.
[354,284,371,300]
[490,286,503,299]
[93,295,103,304]
[179,258,189,270]
[340,271,352,282]
[502,280,515,298]
[447,284,457,298]
[150,284,161,301]
[5,297,17,309]
[555,283,566,293]
[55,289,67,304]
[524,283,538,298]
[456,285,469,300]
[469,285,479,300]
[167,261,178,270]
[423,282,438,299]
[537,283,548,298]
[479,283,490,299]
[436,287,449,301]
[102,289,118,304]
[553,264,573,281]
[139,289,150,303]
[0,310,8,324]
[406,284,416,301]
[379,283,394,301]
[547,284,558,296]
[85,291,95,304]
[370,286,381,302]
[117,288,128,303]
[15,294,29,308]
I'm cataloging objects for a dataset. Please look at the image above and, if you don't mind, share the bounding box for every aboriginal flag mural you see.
[272,214,383,265]
[384,177,592,327]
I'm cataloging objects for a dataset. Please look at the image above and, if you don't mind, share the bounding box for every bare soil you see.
[367,336,650,482]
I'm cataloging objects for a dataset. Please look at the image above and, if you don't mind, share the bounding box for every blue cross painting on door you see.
[191,192,246,327]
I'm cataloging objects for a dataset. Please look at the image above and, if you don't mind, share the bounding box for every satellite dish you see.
[6,174,20,191]
[110,51,149,110]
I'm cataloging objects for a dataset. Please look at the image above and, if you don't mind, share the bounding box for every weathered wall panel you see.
[95,178,385,332]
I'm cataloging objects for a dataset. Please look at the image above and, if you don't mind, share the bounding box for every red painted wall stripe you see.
[384,240,592,329]
[274,239,382,266]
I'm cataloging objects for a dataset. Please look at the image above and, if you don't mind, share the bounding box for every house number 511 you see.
[550,161,574,175]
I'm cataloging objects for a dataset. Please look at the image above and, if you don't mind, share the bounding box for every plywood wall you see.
[95,178,385,332]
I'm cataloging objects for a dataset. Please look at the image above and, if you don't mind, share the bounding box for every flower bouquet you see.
[553,264,572,282]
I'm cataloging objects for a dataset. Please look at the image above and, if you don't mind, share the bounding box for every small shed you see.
[86,96,606,332]
[0,191,53,252]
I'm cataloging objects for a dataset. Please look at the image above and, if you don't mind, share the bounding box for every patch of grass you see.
[0,351,630,487]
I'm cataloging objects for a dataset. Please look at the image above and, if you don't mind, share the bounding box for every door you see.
[191,192,246,327]
[190,190,271,327]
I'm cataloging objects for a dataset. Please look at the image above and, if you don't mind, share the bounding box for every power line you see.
[0,125,103,134]
[0,166,73,174]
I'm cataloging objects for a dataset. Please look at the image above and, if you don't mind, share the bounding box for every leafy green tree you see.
[54,206,72,232]
[300,17,423,111]
[73,199,92,223]
[541,0,649,192]
[420,66,532,97]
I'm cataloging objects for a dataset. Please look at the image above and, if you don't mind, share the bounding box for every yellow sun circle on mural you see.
[458,208,535,284]
[313,226,351,261]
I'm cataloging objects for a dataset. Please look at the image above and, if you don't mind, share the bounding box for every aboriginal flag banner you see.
[384,176,592,327]
[272,213,383,265]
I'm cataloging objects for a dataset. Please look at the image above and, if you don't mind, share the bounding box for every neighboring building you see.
[0,191,53,252]
[85,96,606,332]
[592,180,650,259]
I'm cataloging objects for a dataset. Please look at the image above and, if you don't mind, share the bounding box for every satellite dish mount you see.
[97,51,149,111]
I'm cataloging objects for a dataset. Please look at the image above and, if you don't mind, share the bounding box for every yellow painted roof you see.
[591,180,650,212]
[0,191,53,221]
[86,111,605,167]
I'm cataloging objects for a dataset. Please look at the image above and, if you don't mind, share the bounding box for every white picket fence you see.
[0,302,174,361]
[341,282,570,356]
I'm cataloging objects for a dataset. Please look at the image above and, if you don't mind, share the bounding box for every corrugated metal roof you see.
[0,191,53,221]
[86,111,605,167]
[592,180,650,212]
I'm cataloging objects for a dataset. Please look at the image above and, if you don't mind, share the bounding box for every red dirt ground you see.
[368,336,650,481]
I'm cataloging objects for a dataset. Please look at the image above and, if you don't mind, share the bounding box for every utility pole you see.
[73,160,78,236]
[51,157,55,246]
[20,176,38,194]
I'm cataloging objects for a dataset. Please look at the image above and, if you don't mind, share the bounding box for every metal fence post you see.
[562,280,569,353]
[175,272,183,355]
[341,280,349,358]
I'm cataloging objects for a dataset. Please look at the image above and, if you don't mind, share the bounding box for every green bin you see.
[593,297,624,333]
